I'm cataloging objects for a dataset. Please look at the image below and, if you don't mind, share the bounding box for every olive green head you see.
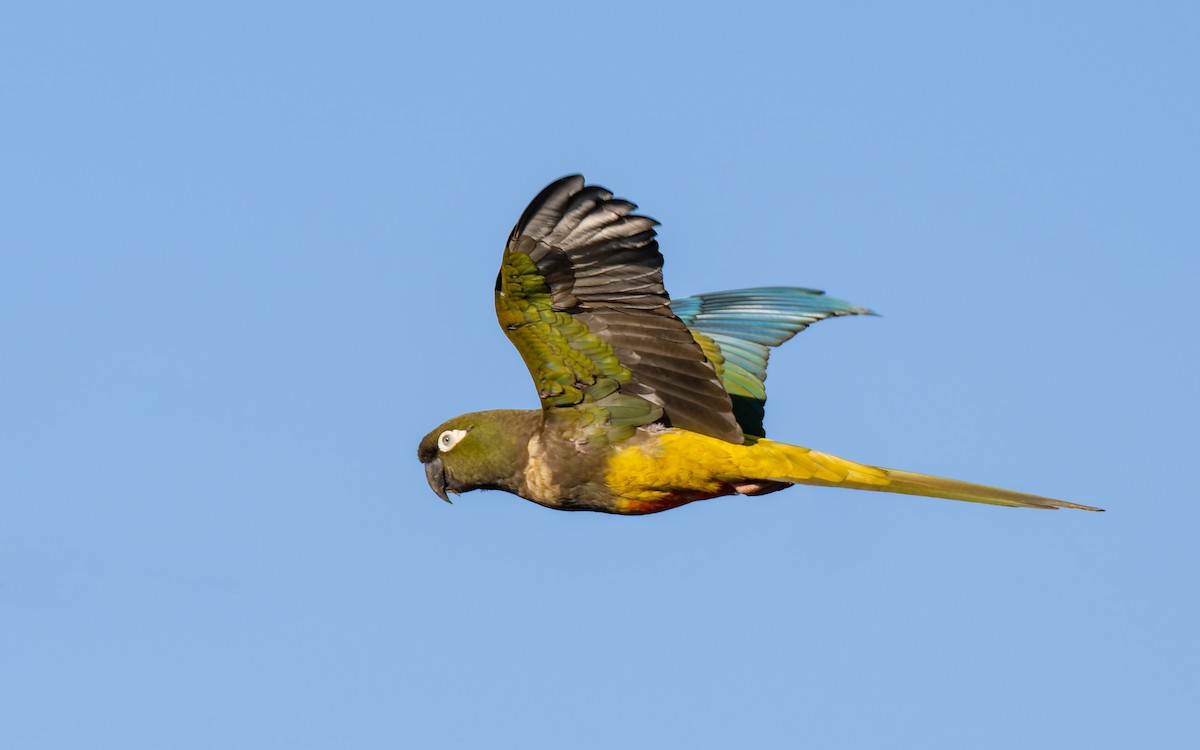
[417,410,541,502]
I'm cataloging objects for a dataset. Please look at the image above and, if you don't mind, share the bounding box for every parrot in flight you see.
[417,175,1102,515]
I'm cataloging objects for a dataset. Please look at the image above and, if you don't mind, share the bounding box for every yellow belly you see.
[605,429,888,514]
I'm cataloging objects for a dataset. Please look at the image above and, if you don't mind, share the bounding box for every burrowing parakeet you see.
[417,176,1101,515]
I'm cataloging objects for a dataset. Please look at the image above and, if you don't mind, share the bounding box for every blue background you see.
[3,2,1197,747]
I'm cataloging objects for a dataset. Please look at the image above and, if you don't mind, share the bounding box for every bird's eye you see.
[437,429,467,453]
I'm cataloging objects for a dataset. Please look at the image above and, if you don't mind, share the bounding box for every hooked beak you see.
[424,456,453,504]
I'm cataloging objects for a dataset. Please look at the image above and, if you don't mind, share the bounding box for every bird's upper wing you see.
[671,287,874,437]
[495,175,743,444]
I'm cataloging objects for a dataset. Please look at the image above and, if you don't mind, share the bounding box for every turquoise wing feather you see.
[670,287,874,437]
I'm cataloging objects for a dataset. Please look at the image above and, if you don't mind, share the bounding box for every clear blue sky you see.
[3,2,1197,748]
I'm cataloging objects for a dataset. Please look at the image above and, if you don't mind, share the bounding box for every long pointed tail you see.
[754,439,1103,511]
[862,466,1102,511]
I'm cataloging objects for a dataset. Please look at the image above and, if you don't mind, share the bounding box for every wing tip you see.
[512,174,588,239]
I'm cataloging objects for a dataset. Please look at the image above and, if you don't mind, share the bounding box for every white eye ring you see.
[438,429,468,453]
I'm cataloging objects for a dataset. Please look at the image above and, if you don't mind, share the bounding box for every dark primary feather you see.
[498,175,744,444]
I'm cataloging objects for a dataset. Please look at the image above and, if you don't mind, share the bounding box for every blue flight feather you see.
[670,286,874,437]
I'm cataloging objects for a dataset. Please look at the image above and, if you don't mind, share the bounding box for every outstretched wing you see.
[495,175,743,444]
[671,287,874,437]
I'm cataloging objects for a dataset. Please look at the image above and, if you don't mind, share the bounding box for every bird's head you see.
[416,410,540,503]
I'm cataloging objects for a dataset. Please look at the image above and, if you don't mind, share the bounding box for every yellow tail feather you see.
[770,442,1103,512]
[836,465,1101,511]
